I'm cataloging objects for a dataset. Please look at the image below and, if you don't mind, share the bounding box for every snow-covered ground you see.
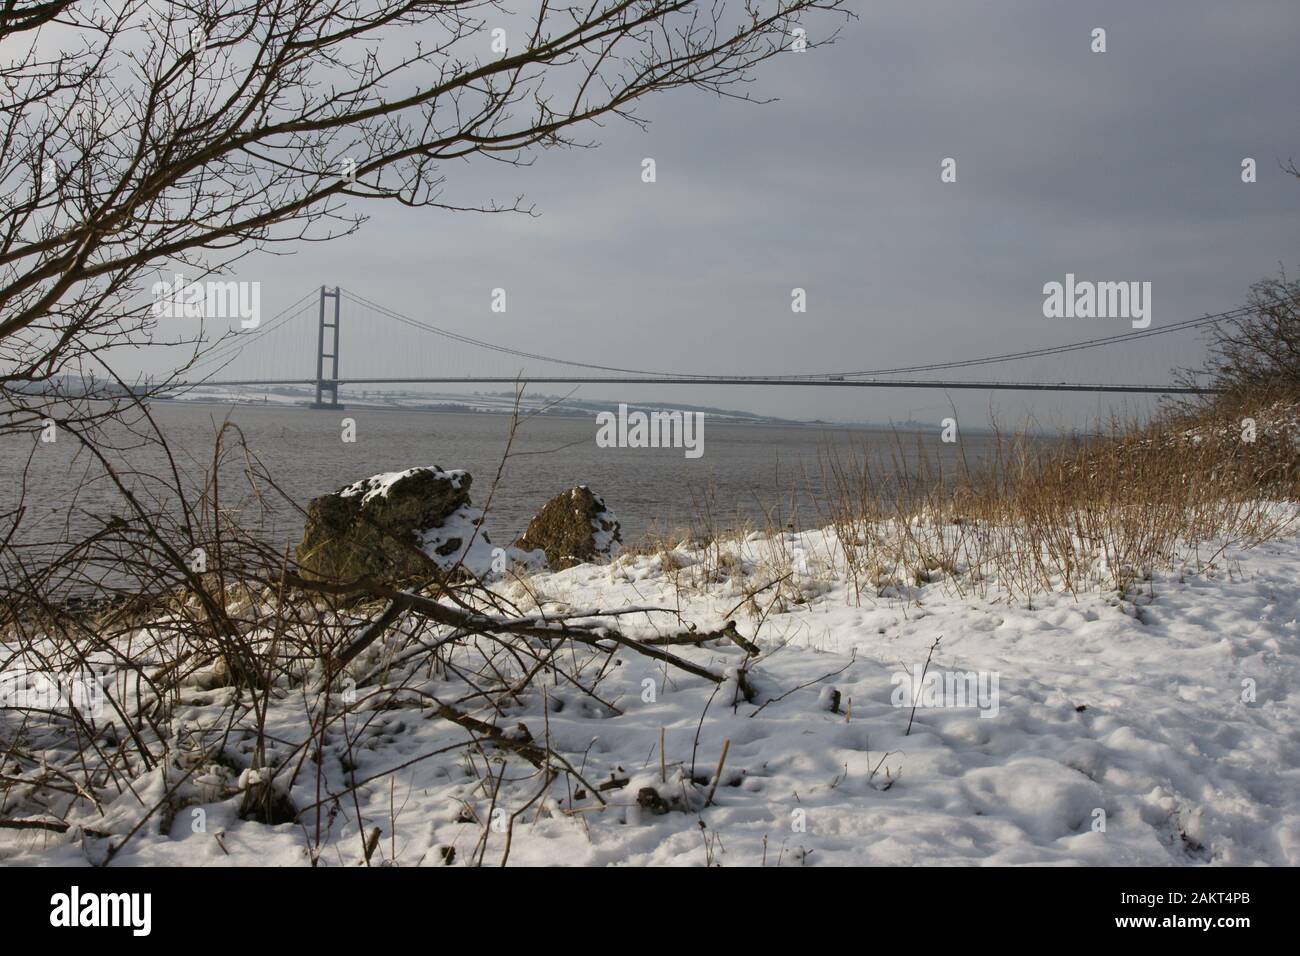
[4,517,1299,866]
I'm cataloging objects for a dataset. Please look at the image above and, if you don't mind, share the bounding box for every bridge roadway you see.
[184,377,1218,395]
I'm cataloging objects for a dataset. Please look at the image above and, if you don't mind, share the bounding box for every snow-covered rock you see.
[297,466,496,581]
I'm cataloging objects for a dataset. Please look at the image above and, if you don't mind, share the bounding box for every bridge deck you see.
[181,377,1215,394]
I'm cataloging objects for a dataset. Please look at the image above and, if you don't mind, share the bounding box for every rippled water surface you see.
[2,401,1011,551]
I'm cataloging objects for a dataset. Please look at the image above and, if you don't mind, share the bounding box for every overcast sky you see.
[155,0,1300,429]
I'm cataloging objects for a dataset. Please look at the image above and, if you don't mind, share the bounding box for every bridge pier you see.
[312,285,345,409]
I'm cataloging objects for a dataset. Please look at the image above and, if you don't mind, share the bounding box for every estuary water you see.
[1,401,1006,554]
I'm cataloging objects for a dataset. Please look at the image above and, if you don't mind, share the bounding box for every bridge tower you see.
[313,285,343,409]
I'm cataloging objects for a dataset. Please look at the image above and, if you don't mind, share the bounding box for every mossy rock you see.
[513,486,621,570]
[297,467,476,583]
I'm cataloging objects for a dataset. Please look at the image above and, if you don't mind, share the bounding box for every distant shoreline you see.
[150,391,976,434]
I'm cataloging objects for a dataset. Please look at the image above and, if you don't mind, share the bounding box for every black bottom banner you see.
[0,864,1289,943]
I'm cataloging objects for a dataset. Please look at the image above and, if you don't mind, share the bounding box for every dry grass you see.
[661,400,1300,606]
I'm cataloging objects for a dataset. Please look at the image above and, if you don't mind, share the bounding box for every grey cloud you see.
[147,0,1300,427]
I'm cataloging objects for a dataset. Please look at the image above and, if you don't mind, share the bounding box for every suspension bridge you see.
[180,286,1230,408]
